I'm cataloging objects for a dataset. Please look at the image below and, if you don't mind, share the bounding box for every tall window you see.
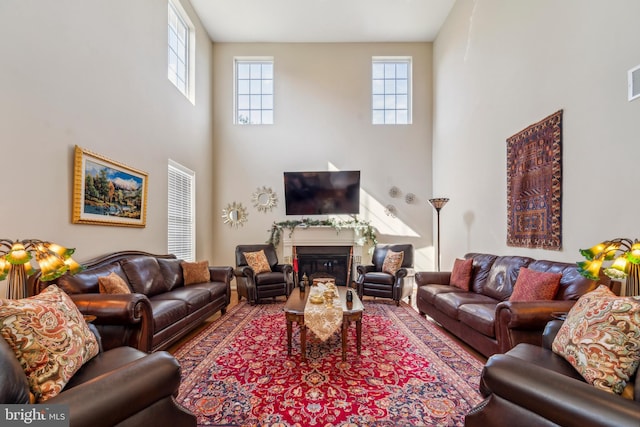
[168,0,195,103]
[234,58,274,124]
[372,57,412,124]
[168,160,195,261]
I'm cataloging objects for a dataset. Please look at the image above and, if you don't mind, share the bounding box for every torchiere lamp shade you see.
[429,198,449,272]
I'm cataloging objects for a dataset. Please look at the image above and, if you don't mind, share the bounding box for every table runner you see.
[304,283,342,341]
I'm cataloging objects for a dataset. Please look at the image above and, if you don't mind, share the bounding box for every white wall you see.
[0,0,215,294]
[210,43,435,270]
[7,0,628,294]
[433,0,640,268]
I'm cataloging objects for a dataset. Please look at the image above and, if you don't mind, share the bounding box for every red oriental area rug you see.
[174,300,484,427]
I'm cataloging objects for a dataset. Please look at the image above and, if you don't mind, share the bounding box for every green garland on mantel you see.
[267,218,378,248]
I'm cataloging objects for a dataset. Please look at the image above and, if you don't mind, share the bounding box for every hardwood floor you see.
[168,286,487,364]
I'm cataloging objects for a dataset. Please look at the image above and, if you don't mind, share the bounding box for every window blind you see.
[168,161,195,261]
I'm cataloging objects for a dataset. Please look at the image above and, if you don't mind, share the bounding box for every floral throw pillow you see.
[181,260,211,285]
[98,271,131,294]
[509,267,562,302]
[551,285,640,394]
[0,285,100,402]
[450,258,473,291]
[382,250,404,275]
[243,250,272,274]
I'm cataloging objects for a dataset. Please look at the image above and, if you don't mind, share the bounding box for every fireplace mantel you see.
[281,226,364,280]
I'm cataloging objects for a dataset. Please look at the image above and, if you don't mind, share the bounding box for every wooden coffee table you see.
[284,286,364,361]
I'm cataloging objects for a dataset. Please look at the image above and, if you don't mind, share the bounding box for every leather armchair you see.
[466,320,640,427]
[0,326,196,427]
[356,244,414,306]
[234,244,293,305]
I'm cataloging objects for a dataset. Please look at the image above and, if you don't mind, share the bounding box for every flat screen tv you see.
[284,171,360,215]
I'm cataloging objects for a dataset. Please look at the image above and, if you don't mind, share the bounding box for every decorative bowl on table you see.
[309,295,324,304]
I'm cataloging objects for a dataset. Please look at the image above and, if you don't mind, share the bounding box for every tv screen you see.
[284,171,360,215]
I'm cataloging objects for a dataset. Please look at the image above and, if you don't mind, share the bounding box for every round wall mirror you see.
[222,202,248,228]
[252,186,278,213]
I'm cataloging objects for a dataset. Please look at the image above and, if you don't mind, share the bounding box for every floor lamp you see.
[429,198,449,272]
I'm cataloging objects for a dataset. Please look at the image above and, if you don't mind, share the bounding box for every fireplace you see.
[295,246,352,286]
[281,226,364,284]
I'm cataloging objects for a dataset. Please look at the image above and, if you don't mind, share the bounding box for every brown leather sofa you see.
[29,250,233,353]
[416,253,602,357]
[0,327,196,427]
[465,320,640,427]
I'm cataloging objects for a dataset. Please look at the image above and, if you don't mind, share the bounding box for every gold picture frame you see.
[72,145,148,227]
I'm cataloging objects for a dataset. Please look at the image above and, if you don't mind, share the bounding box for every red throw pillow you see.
[450,258,473,291]
[509,267,562,302]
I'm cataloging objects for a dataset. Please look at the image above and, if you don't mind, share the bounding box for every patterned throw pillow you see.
[450,258,473,291]
[181,260,211,285]
[0,285,100,402]
[551,285,640,394]
[509,267,562,302]
[382,250,404,275]
[98,272,131,294]
[243,250,272,274]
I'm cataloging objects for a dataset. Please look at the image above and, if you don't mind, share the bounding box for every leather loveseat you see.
[465,320,640,427]
[0,327,196,427]
[415,253,603,357]
[29,250,233,353]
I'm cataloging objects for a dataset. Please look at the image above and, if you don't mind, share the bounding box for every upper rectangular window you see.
[168,0,195,103]
[372,57,412,125]
[234,58,274,125]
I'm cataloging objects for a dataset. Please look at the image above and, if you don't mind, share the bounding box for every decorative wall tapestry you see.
[507,110,563,250]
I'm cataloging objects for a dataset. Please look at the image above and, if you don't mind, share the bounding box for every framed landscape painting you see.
[72,145,148,227]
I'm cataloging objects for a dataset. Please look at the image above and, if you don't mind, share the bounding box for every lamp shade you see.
[429,198,449,210]
[577,238,640,296]
[6,242,31,265]
[0,239,83,298]
[429,197,449,272]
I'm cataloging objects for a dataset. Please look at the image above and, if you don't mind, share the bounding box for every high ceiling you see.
[190,0,455,43]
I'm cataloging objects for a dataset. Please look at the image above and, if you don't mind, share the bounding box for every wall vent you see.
[629,64,640,101]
